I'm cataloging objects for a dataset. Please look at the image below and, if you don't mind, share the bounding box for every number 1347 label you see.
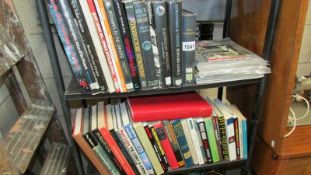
[182,41,195,51]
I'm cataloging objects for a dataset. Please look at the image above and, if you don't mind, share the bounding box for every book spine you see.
[117,128,148,175]
[205,117,220,163]
[242,120,248,159]
[146,1,162,87]
[238,118,244,159]
[112,0,141,90]
[154,121,179,169]
[212,116,223,161]
[197,119,212,163]
[77,0,115,92]
[181,119,198,165]
[123,1,147,89]
[87,0,125,92]
[93,129,125,174]
[171,120,193,167]
[48,1,89,90]
[226,118,237,161]
[83,132,120,174]
[166,0,183,87]
[182,12,196,86]
[233,118,240,159]
[152,1,171,86]
[103,0,133,92]
[58,0,99,91]
[162,120,185,168]
[149,126,169,171]
[218,116,229,160]
[69,0,107,91]
[109,129,140,174]
[133,1,159,88]
[124,124,154,174]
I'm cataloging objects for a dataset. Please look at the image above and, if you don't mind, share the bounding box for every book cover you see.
[171,120,193,167]
[162,120,185,168]
[217,115,229,161]
[197,118,212,163]
[112,0,141,90]
[123,0,147,88]
[212,116,224,161]
[69,0,107,92]
[152,1,171,86]
[58,0,99,91]
[205,117,220,163]
[153,121,179,169]
[72,108,110,174]
[128,92,212,122]
[102,0,134,91]
[181,119,198,165]
[134,1,159,88]
[182,10,196,85]
[166,0,183,87]
[77,0,116,92]
[48,1,89,91]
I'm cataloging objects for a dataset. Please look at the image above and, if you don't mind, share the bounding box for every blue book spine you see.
[171,120,193,167]
[242,120,248,159]
[124,124,154,174]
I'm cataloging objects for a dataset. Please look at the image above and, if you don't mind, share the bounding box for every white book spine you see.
[187,118,205,164]
[226,118,237,161]
[181,119,198,165]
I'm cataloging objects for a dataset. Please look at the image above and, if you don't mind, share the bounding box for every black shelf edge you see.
[165,159,247,174]
[65,78,261,100]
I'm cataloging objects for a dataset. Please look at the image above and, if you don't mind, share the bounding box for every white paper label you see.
[182,41,195,51]
[90,82,100,90]
[165,77,171,85]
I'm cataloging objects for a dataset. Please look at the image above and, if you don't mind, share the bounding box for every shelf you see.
[65,78,261,100]
[165,159,247,174]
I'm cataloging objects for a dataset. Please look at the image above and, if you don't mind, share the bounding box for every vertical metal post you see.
[36,1,83,175]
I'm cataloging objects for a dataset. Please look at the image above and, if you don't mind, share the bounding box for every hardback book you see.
[197,118,213,164]
[205,117,220,163]
[186,118,206,164]
[166,0,183,87]
[151,0,171,86]
[87,105,121,175]
[133,122,164,175]
[182,10,197,86]
[112,0,141,90]
[162,120,185,168]
[102,0,134,92]
[181,119,198,165]
[153,121,179,170]
[171,120,193,167]
[68,0,107,92]
[120,103,155,175]
[72,108,110,174]
[58,0,99,91]
[133,1,160,89]
[127,92,212,122]
[48,1,90,91]
[123,0,148,89]
[76,0,116,92]
[105,104,140,174]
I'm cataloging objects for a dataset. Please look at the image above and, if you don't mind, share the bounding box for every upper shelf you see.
[65,77,262,100]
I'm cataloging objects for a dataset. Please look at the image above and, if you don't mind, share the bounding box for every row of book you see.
[72,96,247,174]
[49,0,197,94]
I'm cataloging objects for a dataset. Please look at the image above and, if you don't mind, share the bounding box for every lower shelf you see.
[165,159,247,174]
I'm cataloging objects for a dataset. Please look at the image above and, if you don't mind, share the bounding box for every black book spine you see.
[213,116,224,161]
[69,0,107,91]
[112,0,141,90]
[166,0,183,87]
[58,0,99,91]
[218,116,229,160]
[182,11,196,86]
[93,129,125,174]
[104,0,134,91]
[152,1,171,87]
[198,120,213,163]
[48,1,88,90]
[133,1,159,89]
[146,1,162,87]
[110,129,140,174]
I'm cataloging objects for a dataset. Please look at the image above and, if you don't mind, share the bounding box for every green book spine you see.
[205,117,220,163]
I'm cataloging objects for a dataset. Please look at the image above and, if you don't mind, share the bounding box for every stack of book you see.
[72,92,248,174]
[49,0,197,94]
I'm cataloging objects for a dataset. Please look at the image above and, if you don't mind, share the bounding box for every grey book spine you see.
[166,0,183,87]
[134,1,159,89]
[152,1,171,87]
[182,10,196,86]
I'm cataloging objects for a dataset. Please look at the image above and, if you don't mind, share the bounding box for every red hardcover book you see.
[97,102,136,175]
[128,92,212,122]
[153,121,179,169]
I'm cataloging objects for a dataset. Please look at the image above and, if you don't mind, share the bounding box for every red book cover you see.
[128,92,212,122]
[153,121,179,169]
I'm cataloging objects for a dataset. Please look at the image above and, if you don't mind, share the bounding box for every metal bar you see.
[36,1,83,175]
